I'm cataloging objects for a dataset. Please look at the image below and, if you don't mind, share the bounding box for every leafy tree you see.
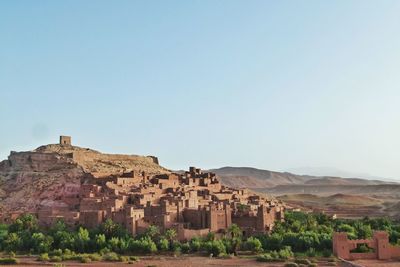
[227,224,242,255]
[205,240,226,257]
[31,233,53,253]
[3,233,22,252]
[243,236,263,253]
[190,237,202,252]
[75,227,90,252]
[353,222,372,239]
[144,225,160,240]
[158,238,169,251]
[54,230,75,250]
[164,228,177,248]
[99,219,126,239]
[94,234,107,250]
[9,214,38,233]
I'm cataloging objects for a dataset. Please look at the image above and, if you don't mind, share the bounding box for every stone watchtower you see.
[59,135,72,146]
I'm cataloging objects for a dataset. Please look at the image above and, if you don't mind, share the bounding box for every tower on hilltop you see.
[59,135,71,146]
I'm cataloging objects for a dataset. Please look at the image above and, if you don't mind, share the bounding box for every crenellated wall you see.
[333,231,400,260]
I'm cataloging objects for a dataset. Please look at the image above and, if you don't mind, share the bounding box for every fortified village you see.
[0,136,285,241]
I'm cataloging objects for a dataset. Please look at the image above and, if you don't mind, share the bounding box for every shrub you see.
[257,253,274,262]
[205,240,226,257]
[295,258,311,265]
[79,256,91,263]
[49,256,62,262]
[50,249,63,257]
[309,263,318,267]
[158,238,169,251]
[322,249,332,257]
[190,237,202,252]
[129,256,139,261]
[243,237,263,253]
[88,253,101,261]
[279,246,294,259]
[0,258,18,265]
[119,256,129,262]
[284,263,298,267]
[102,252,120,262]
[181,242,191,254]
[306,248,316,257]
[130,237,158,254]
[61,251,77,261]
[38,253,50,261]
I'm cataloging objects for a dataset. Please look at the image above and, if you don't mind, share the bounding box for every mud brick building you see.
[37,164,284,240]
[333,231,400,260]
[2,136,285,241]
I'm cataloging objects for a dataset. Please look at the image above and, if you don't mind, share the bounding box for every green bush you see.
[79,256,91,263]
[205,240,226,257]
[38,253,50,261]
[181,242,191,254]
[88,253,101,261]
[173,246,182,256]
[158,238,169,251]
[0,258,18,265]
[243,237,263,253]
[190,237,202,252]
[257,253,275,262]
[322,249,332,257]
[306,248,316,257]
[284,263,298,267]
[309,263,318,267]
[49,256,62,262]
[102,252,120,262]
[256,247,293,262]
[50,249,63,257]
[295,258,311,265]
[279,246,294,259]
[129,256,139,261]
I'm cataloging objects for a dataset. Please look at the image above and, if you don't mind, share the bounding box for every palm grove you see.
[0,211,399,263]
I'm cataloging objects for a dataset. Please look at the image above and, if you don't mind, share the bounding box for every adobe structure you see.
[59,135,71,146]
[333,231,400,260]
[37,166,284,240]
[0,136,283,241]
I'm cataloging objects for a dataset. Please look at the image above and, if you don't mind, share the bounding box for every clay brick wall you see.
[183,209,205,229]
[389,246,400,258]
[333,231,400,260]
[80,210,105,228]
[175,224,210,241]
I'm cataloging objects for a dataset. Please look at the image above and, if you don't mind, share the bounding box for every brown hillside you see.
[0,143,169,215]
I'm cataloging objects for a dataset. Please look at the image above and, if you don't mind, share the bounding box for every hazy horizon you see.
[1,1,400,180]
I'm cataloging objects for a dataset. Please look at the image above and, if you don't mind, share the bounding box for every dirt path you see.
[14,256,347,267]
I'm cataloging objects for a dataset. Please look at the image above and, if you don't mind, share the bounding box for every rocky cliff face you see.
[0,144,169,216]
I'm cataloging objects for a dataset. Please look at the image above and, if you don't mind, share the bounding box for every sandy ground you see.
[351,259,400,267]
[11,255,348,267]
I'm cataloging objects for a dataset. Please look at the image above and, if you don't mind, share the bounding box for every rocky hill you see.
[211,166,394,189]
[0,142,169,216]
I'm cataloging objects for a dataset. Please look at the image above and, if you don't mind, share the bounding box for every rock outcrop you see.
[0,142,169,217]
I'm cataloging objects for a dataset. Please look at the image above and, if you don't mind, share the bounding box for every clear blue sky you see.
[1,1,400,179]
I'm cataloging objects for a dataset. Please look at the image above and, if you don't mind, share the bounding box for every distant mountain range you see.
[210,166,400,219]
[209,166,396,189]
[286,166,393,182]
